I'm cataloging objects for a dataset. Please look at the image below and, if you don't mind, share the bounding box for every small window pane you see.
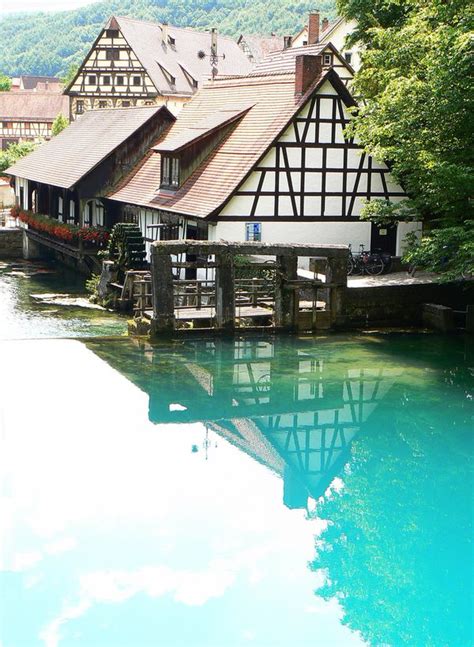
[133,76,141,86]
[102,76,111,85]
[245,222,262,242]
[106,49,120,61]
[88,75,96,85]
[116,76,125,85]
[106,29,119,39]
[171,158,179,187]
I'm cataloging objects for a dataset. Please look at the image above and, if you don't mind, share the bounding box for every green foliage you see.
[51,113,69,136]
[85,273,101,298]
[339,0,473,223]
[0,0,337,77]
[338,0,473,276]
[403,222,474,280]
[61,63,80,88]
[360,198,417,226]
[0,140,39,173]
[0,74,12,91]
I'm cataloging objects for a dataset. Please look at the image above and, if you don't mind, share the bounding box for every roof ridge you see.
[115,15,237,42]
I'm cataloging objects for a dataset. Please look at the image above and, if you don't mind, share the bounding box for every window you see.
[168,36,176,46]
[116,75,125,85]
[121,101,130,107]
[2,121,11,129]
[161,156,180,189]
[58,196,63,220]
[245,222,262,242]
[132,76,141,86]
[302,40,308,46]
[102,76,111,85]
[106,49,120,61]
[87,75,96,85]
[323,54,332,65]
[106,29,119,39]
[99,100,107,108]
[76,100,84,114]
[344,52,353,64]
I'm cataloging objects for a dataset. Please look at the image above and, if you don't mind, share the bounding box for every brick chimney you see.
[308,12,320,45]
[295,54,322,101]
[322,17,329,32]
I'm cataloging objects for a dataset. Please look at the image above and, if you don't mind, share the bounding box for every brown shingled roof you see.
[238,35,286,62]
[109,69,352,218]
[6,105,173,189]
[110,16,253,97]
[0,92,69,122]
[251,42,354,76]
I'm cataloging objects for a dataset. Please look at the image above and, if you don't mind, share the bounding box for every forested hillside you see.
[0,0,336,77]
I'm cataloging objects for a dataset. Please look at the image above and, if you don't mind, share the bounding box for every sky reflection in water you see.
[0,333,472,647]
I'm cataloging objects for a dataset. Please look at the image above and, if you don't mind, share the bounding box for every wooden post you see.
[275,253,298,330]
[150,249,175,333]
[215,252,235,330]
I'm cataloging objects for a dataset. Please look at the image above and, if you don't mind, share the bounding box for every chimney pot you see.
[162,22,168,44]
[322,17,329,32]
[308,11,320,45]
[295,54,322,101]
[284,35,293,49]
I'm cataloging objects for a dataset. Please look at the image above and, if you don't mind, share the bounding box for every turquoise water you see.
[0,260,127,339]
[0,264,473,646]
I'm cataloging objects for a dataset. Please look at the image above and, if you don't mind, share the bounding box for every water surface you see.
[0,331,472,647]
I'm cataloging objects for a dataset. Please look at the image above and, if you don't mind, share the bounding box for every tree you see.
[51,113,69,137]
[60,63,79,88]
[337,0,474,276]
[0,141,39,174]
[0,74,11,91]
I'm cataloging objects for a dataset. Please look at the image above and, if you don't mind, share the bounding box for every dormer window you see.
[168,36,176,46]
[161,156,180,189]
[323,53,332,65]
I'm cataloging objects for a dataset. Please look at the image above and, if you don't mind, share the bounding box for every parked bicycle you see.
[347,244,385,276]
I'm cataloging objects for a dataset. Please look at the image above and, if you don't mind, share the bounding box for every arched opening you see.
[83,199,105,227]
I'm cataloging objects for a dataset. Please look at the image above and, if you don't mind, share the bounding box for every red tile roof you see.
[109,69,349,219]
[250,42,354,76]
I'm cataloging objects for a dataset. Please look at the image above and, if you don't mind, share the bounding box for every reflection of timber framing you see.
[87,337,401,507]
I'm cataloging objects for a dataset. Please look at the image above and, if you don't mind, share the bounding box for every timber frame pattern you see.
[218,78,406,222]
[66,22,158,118]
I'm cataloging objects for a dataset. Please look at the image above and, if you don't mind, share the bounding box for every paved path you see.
[347,271,441,287]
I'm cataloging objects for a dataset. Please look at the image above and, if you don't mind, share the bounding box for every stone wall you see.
[0,228,23,259]
[340,281,474,328]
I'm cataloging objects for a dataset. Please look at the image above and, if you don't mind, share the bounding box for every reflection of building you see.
[87,337,401,509]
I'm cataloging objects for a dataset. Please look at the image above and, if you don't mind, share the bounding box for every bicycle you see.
[347,244,385,276]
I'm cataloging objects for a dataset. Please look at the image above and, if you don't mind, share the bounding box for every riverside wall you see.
[0,228,23,259]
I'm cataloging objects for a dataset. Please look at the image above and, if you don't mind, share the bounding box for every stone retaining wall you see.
[340,281,474,328]
[0,228,23,259]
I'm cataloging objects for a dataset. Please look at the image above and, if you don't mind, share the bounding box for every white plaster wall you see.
[397,221,423,255]
[212,220,370,268]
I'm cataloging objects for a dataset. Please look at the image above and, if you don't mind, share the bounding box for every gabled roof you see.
[250,42,354,77]
[109,68,354,219]
[153,104,253,154]
[104,16,253,97]
[19,75,62,91]
[0,92,69,122]
[237,34,286,62]
[6,105,173,190]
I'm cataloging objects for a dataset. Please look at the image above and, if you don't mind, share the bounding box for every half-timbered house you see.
[6,105,174,229]
[109,55,419,261]
[65,16,253,120]
[0,92,69,150]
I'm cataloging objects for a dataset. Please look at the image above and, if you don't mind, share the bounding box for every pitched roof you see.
[6,105,172,190]
[250,42,354,76]
[110,16,253,97]
[153,104,253,153]
[238,34,286,62]
[19,75,62,91]
[0,92,69,122]
[109,69,352,218]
